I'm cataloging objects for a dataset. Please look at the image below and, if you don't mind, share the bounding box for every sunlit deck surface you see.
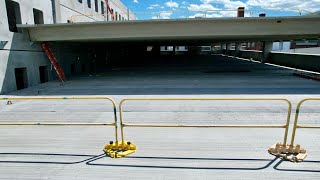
[1,56,320,179]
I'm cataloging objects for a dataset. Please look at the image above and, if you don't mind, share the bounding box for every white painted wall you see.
[0,0,54,93]
[60,0,135,23]
[0,0,135,94]
[0,0,54,51]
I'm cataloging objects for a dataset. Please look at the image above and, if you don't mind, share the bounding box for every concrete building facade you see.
[0,0,134,94]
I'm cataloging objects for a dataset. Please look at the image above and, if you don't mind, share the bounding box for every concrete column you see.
[225,43,232,55]
[262,41,273,63]
[220,43,225,54]
[152,45,160,56]
[52,0,61,23]
[234,43,242,57]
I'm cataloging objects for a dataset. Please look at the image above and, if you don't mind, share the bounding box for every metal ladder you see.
[41,42,67,83]
[105,0,115,20]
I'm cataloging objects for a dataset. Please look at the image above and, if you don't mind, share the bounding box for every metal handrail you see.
[0,96,119,142]
[119,98,292,145]
[290,98,320,146]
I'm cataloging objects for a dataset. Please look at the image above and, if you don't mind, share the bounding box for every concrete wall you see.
[60,0,104,23]
[269,52,320,72]
[238,50,263,61]
[284,47,320,55]
[0,0,134,94]
[0,0,54,94]
[228,48,320,72]
[61,0,135,23]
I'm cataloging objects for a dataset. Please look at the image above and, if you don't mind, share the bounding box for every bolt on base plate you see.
[268,143,307,163]
[103,140,136,158]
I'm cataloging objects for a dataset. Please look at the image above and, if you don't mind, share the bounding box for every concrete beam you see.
[220,43,226,54]
[225,43,232,55]
[262,41,273,63]
[234,43,242,57]
[18,17,320,42]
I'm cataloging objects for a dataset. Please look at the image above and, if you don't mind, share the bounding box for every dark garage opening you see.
[5,0,22,32]
[39,66,48,83]
[70,63,76,75]
[15,68,28,90]
[81,64,86,73]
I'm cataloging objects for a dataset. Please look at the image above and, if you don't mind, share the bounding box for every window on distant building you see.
[119,14,121,21]
[115,12,118,20]
[33,8,44,24]
[78,0,82,3]
[101,1,105,15]
[87,0,91,8]
[95,0,98,12]
[5,0,22,32]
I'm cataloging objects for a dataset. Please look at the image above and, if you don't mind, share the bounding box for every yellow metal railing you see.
[290,98,320,146]
[0,96,119,142]
[119,98,292,146]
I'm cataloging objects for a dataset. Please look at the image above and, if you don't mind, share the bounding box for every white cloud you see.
[188,4,220,11]
[152,12,173,19]
[219,11,237,17]
[200,0,246,9]
[201,0,320,12]
[148,0,320,19]
[160,12,173,19]
[187,1,240,18]
[147,4,160,10]
[189,13,223,18]
[224,1,246,9]
[133,0,138,3]
[246,0,320,12]
[165,1,179,8]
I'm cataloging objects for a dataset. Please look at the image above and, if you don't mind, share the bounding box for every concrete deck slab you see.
[0,56,320,179]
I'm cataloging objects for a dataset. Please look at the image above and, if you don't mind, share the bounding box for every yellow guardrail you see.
[0,96,119,142]
[119,98,292,149]
[269,98,320,162]
[291,98,320,146]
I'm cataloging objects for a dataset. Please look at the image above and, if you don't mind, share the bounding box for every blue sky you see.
[120,0,320,19]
